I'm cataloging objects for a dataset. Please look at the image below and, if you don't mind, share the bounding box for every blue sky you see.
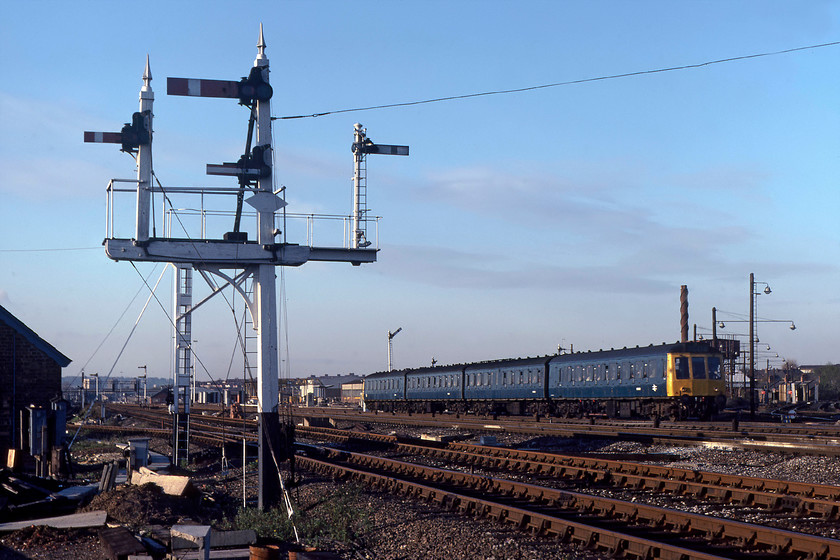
[1,1,838,385]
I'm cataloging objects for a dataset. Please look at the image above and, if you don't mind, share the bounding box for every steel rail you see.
[447,442,840,504]
[398,441,840,518]
[297,454,734,560]
[294,408,840,456]
[106,407,840,511]
[295,424,840,510]
[306,446,840,559]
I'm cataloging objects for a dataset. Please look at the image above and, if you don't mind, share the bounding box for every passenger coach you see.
[364,342,725,419]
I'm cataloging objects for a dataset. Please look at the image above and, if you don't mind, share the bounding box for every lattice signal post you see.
[85,26,407,509]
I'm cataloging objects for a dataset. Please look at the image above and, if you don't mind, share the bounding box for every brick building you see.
[0,305,70,453]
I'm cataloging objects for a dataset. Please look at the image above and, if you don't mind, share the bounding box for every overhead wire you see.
[275,41,840,120]
[63,264,161,390]
[129,261,230,396]
[68,265,168,449]
[0,247,100,252]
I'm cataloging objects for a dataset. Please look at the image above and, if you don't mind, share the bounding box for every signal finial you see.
[142,54,152,91]
[256,23,267,61]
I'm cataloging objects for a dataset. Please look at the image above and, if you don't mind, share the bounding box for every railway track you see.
[98,404,840,558]
[102,405,840,521]
[297,425,840,519]
[291,407,840,456]
[299,445,840,560]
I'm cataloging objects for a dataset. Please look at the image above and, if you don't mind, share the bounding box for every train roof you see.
[363,342,717,379]
[549,341,718,364]
[464,355,552,371]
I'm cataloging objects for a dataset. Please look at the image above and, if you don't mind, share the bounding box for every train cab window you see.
[708,357,722,380]
[675,357,690,379]
[642,362,648,379]
[691,357,706,379]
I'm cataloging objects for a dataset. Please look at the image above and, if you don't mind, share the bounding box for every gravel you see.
[4,420,840,560]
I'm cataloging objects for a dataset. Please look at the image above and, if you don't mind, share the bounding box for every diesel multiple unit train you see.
[364,342,726,419]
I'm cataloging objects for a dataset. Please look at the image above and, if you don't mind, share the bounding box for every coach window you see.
[629,362,635,380]
[616,364,622,381]
[642,362,648,379]
[675,357,690,379]
[708,357,722,380]
[691,356,706,379]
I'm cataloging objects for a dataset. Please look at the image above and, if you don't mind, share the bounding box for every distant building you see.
[341,380,364,405]
[150,387,172,405]
[194,387,221,404]
[0,305,71,453]
[300,374,362,405]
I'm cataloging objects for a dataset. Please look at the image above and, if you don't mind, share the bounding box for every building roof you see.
[304,374,362,388]
[0,304,71,367]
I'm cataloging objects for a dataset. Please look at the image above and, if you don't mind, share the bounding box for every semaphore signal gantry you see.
[84,24,407,509]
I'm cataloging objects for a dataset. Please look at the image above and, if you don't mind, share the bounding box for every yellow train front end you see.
[666,347,727,419]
